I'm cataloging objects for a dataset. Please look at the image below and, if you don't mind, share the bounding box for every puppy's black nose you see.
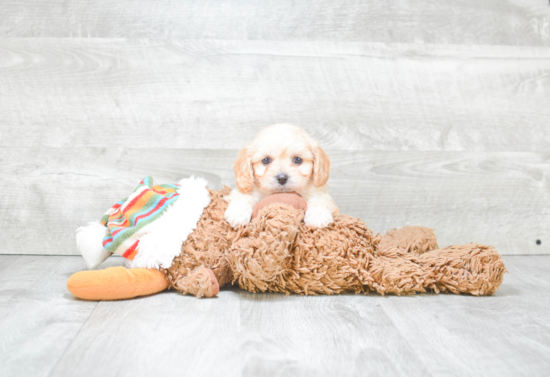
[276,174,288,185]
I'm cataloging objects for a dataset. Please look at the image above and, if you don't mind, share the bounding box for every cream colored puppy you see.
[224,123,338,228]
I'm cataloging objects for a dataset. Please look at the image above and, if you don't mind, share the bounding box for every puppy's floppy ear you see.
[313,145,330,187]
[234,147,254,193]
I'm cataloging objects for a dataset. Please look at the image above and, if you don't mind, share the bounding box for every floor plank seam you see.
[46,301,101,377]
[379,301,435,377]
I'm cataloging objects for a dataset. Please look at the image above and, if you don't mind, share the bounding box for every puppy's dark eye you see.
[262,157,272,165]
[293,157,303,165]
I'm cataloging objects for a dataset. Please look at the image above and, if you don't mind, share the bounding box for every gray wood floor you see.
[0,254,549,377]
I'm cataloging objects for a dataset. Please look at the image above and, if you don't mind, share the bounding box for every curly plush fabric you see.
[287,213,377,295]
[368,229,506,295]
[378,226,439,256]
[227,203,304,293]
[163,187,236,290]
[163,188,506,297]
[174,265,219,298]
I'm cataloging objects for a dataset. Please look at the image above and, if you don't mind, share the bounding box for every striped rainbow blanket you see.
[99,176,181,260]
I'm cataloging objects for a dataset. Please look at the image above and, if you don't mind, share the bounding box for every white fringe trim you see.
[127,176,211,269]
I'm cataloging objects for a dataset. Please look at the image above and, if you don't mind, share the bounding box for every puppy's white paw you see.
[224,201,253,228]
[304,206,334,228]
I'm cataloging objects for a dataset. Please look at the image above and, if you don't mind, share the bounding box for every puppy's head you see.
[234,124,330,194]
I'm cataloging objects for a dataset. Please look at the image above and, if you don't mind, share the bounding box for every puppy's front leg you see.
[224,189,260,228]
[303,189,338,228]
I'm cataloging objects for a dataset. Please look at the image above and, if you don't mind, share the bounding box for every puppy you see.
[224,123,338,228]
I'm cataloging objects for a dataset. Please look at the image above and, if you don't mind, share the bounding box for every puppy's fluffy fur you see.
[224,124,338,228]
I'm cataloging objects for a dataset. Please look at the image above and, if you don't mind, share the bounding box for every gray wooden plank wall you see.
[0,0,548,256]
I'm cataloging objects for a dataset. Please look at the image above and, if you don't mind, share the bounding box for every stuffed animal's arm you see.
[172,266,220,298]
[227,202,304,293]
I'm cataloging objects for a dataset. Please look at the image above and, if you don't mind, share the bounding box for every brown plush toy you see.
[68,188,506,300]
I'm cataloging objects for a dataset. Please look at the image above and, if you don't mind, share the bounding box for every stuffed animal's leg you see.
[378,226,439,256]
[366,226,440,294]
[173,266,220,298]
[416,244,506,295]
[367,243,506,296]
[367,255,431,295]
[67,267,169,300]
